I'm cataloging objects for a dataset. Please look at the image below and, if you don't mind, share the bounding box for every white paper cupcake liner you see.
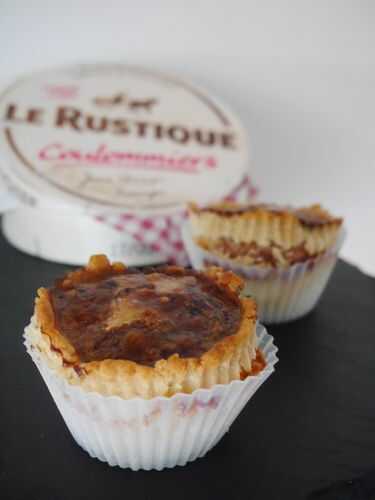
[182,223,346,324]
[24,323,277,471]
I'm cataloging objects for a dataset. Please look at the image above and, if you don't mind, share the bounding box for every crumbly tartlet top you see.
[196,202,342,228]
[30,255,259,398]
[188,202,343,267]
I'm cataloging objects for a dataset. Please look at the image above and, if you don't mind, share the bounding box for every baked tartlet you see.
[184,202,345,323]
[24,255,277,470]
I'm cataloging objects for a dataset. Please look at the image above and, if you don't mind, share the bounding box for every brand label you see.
[0,64,248,213]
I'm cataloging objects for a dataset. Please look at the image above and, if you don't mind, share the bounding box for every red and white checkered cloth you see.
[95,175,258,265]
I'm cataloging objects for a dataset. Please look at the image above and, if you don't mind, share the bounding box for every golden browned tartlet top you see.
[188,202,343,267]
[30,255,259,398]
[195,202,341,227]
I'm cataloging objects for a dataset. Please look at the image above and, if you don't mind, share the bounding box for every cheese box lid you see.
[0,63,250,216]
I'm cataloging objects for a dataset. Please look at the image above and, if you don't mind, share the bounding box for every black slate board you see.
[0,231,374,500]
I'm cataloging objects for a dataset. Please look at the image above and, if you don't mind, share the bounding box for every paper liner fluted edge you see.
[24,323,278,470]
[182,222,346,324]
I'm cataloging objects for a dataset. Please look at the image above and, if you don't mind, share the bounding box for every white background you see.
[1,1,374,275]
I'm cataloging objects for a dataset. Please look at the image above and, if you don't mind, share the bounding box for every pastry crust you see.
[27,256,257,399]
[188,202,343,267]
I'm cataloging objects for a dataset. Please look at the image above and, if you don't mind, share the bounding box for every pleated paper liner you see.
[24,323,277,471]
[182,223,346,324]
